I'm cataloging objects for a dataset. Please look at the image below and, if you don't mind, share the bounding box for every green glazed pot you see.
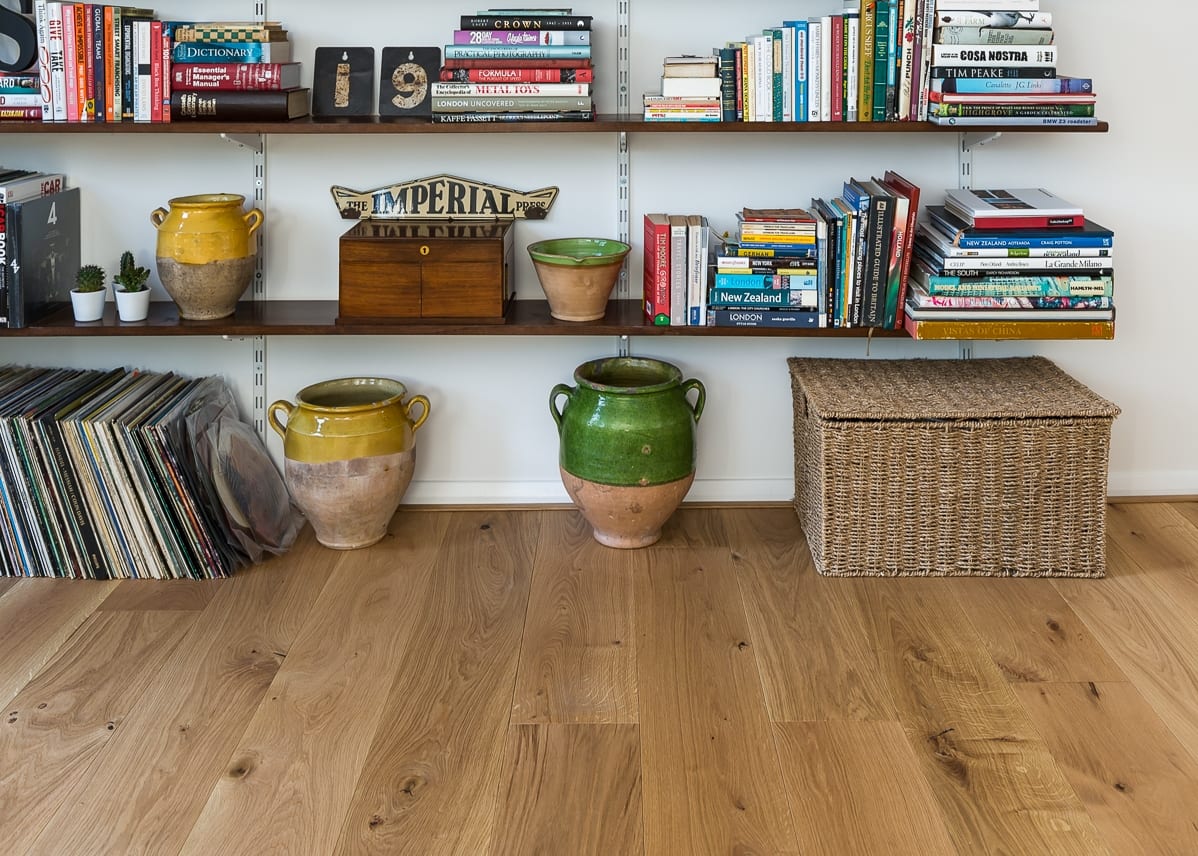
[550,357,705,487]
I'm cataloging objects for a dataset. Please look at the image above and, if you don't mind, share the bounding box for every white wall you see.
[2,0,1193,501]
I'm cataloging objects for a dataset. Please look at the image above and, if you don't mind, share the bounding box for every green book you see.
[872,0,890,122]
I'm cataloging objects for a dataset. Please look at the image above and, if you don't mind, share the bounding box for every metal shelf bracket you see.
[220,133,264,153]
[961,130,1002,151]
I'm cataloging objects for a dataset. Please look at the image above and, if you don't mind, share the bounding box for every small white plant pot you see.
[70,288,107,322]
[115,288,151,322]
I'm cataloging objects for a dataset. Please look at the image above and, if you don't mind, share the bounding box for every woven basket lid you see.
[788,356,1121,421]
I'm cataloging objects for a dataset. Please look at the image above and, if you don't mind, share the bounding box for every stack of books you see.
[432,7,595,123]
[0,365,295,579]
[708,208,820,328]
[643,55,721,122]
[642,212,712,326]
[167,20,309,120]
[907,187,1115,339]
[927,1,1098,127]
[0,70,41,122]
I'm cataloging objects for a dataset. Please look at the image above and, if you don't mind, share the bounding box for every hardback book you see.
[312,47,374,117]
[459,15,592,30]
[443,44,589,60]
[0,74,38,93]
[429,109,593,123]
[170,87,310,120]
[430,82,590,96]
[931,76,1091,94]
[443,57,590,68]
[931,44,1055,67]
[662,55,719,77]
[929,103,1094,118]
[643,213,670,325]
[880,170,921,329]
[3,187,80,329]
[933,26,1054,45]
[930,65,1055,79]
[906,281,1111,310]
[708,288,818,308]
[438,67,593,83]
[712,272,818,289]
[169,23,288,43]
[686,214,710,326]
[378,46,440,117]
[430,94,591,111]
[659,76,721,98]
[740,207,815,223]
[927,115,1098,127]
[928,90,1094,104]
[943,187,1084,229]
[909,265,1113,298]
[932,0,1042,10]
[0,171,65,203]
[925,206,1114,249]
[934,11,1052,27]
[450,29,590,46]
[903,316,1114,341]
[668,214,687,325]
[170,41,292,64]
[706,308,820,328]
[170,62,302,91]
[903,303,1113,322]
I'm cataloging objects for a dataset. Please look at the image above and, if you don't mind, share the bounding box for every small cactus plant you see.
[74,264,106,293]
[113,250,150,293]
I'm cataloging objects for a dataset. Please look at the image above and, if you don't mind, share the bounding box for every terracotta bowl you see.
[528,237,632,322]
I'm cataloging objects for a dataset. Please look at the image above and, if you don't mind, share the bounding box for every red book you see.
[438,66,593,83]
[882,170,921,329]
[170,62,303,91]
[150,20,162,122]
[102,5,114,121]
[61,4,78,121]
[643,213,670,325]
[442,57,591,69]
[72,2,88,120]
[830,14,844,122]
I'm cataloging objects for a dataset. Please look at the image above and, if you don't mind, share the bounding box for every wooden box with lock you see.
[337,219,515,324]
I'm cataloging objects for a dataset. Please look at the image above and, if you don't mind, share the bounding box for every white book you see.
[934,0,1040,9]
[668,215,688,325]
[935,11,1052,27]
[806,18,822,121]
[659,76,720,98]
[753,33,771,122]
[937,256,1111,271]
[135,19,152,122]
[686,215,710,326]
[844,12,859,122]
[780,24,793,122]
[32,0,53,121]
[944,187,1083,219]
[931,44,1056,67]
[44,1,66,122]
[897,2,916,121]
[819,14,832,121]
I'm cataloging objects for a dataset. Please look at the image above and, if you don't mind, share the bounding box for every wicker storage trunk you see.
[787,357,1120,577]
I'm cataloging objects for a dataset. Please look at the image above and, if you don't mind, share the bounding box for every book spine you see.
[897,1,916,121]
[770,28,784,121]
[871,0,889,121]
[451,29,589,46]
[171,63,292,91]
[885,0,898,120]
[931,102,1093,118]
[443,57,591,69]
[932,44,1056,66]
[430,95,591,111]
[930,64,1055,79]
[135,18,151,120]
[169,90,302,121]
[443,44,589,60]
[160,22,171,122]
[81,3,95,120]
[829,18,843,121]
[934,11,1052,27]
[818,15,832,120]
[844,13,858,122]
[932,76,1091,94]
[880,193,908,328]
[792,21,808,122]
[927,114,1096,127]
[0,106,45,119]
[431,82,589,96]
[806,19,820,120]
[45,2,66,121]
[717,46,737,122]
[643,215,670,325]
[910,291,1111,309]
[61,3,78,121]
[120,14,133,119]
[961,212,1084,230]
[72,2,88,120]
[459,15,592,30]
[149,20,162,122]
[932,262,1113,277]
[0,202,8,326]
[708,288,819,308]
[427,110,594,122]
[668,217,687,326]
[32,1,52,121]
[107,5,118,121]
[0,94,43,107]
[90,4,104,121]
[934,26,1054,45]
[713,272,818,289]
[439,66,592,83]
[917,271,1114,296]
[4,199,22,327]
[686,216,708,325]
[780,25,794,122]
[741,40,753,122]
[903,315,1113,340]
[170,42,286,63]
[170,24,282,42]
[863,193,894,326]
[706,309,820,328]
[857,1,875,122]
[0,173,66,203]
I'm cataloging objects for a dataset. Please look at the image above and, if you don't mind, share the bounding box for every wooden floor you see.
[3,502,1198,855]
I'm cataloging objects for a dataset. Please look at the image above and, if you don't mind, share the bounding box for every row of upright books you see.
[906,187,1115,339]
[431,7,595,123]
[0,6,308,123]
[0,365,299,580]
[641,0,1098,126]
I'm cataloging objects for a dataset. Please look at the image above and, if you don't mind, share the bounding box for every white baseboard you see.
[1108,470,1198,497]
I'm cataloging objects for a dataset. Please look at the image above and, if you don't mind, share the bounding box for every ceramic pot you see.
[268,377,430,549]
[550,357,705,547]
[115,288,151,322]
[528,237,631,322]
[151,193,264,320]
[70,288,106,322]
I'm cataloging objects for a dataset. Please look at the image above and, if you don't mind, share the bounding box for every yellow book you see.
[903,316,1114,340]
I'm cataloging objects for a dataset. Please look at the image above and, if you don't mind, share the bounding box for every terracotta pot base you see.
[286,450,415,549]
[560,468,694,548]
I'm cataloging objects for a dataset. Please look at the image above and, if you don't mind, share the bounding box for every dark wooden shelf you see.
[0,115,1110,135]
[4,299,908,338]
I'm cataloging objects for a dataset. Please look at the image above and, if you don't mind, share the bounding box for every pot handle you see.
[549,383,574,433]
[405,394,431,432]
[150,207,168,227]
[681,378,706,424]
[267,399,293,439]
[244,208,264,238]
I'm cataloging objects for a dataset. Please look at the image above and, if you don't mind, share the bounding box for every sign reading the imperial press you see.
[330,174,559,221]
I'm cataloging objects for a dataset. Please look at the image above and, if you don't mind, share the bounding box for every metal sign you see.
[330,173,559,221]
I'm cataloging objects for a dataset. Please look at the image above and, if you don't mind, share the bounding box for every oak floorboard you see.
[97,578,222,611]
[0,611,196,853]
[1054,535,1198,761]
[179,512,452,856]
[1013,681,1198,856]
[950,579,1126,683]
[0,579,117,711]
[652,506,731,548]
[25,528,338,855]
[334,510,539,856]
[773,721,957,856]
[0,578,16,598]
[489,723,643,856]
[511,509,640,725]
[636,547,798,856]
[725,507,894,722]
[1172,502,1198,531]
[860,579,1109,856]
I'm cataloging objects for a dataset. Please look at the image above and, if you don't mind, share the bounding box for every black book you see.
[859,178,896,328]
[459,15,592,30]
[4,187,80,329]
[170,88,311,121]
[312,47,375,117]
[930,65,1056,79]
[378,47,440,117]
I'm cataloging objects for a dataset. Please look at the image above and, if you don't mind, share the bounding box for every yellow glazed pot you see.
[151,193,264,320]
[268,377,430,549]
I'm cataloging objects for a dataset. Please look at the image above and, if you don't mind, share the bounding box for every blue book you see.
[713,272,818,290]
[171,41,292,63]
[932,76,1093,94]
[709,287,818,308]
[783,19,808,122]
[926,206,1114,249]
